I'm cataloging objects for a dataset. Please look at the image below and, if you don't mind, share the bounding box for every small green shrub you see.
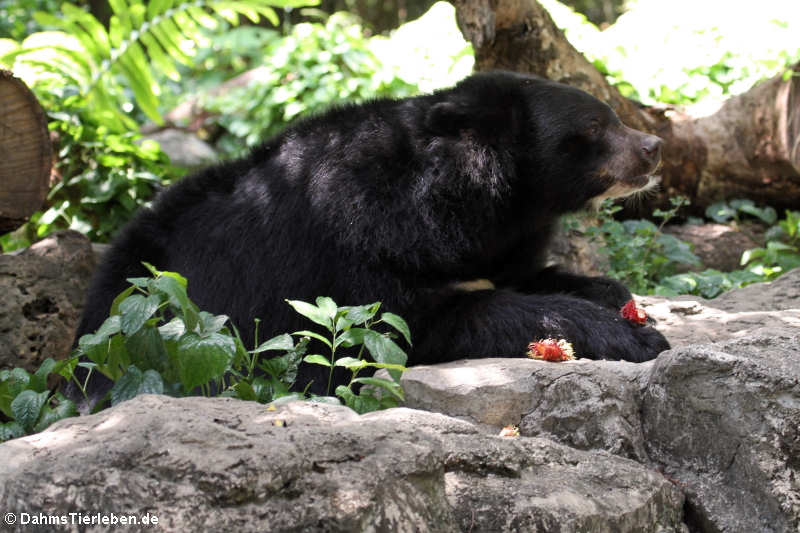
[0,0,314,250]
[202,12,418,157]
[0,266,410,442]
[286,297,410,413]
[586,197,800,299]
[586,196,701,295]
[705,199,778,225]
[0,359,77,441]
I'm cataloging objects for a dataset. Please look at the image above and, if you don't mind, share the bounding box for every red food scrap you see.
[499,425,520,438]
[620,299,648,325]
[527,338,575,362]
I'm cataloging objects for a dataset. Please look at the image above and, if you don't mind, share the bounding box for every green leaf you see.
[380,312,412,345]
[80,315,122,347]
[333,357,366,369]
[334,327,368,348]
[110,285,136,315]
[268,393,307,407]
[32,397,78,433]
[251,333,295,354]
[0,422,25,442]
[335,385,379,414]
[706,202,736,223]
[176,333,235,393]
[286,299,333,330]
[303,354,332,367]
[738,204,777,225]
[11,390,50,432]
[343,302,381,325]
[258,339,306,386]
[0,368,31,420]
[103,334,131,379]
[151,274,198,332]
[146,0,172,20]
[124,325,169,372]
[29,358,57,393]
[61,3,110,58]
[55,357,79,381]
[110,365,164,405]
[193,312,227,336]
[158,317,186,340]
[353,376,405,401]
[315,296,338,319]
[292,330,332,348]
[363,331,408,382]
[253,376,283,402]
[233,381,258,402]
[119,293,161,335]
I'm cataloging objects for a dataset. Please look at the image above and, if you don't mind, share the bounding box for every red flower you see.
[620,299,647,325]
[527,338,576,362]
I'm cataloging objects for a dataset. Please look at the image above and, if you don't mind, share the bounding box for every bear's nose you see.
[642,135,663,165]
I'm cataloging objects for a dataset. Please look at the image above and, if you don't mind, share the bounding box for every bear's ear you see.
[424,101,471,135]
[425,100,515,139]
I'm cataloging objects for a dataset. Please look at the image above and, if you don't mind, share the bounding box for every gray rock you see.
[401,358,652,462]
[641,332,800,533]
[0,396,685,533]
[548,213,608,277]
[397,272,800,533]
[0,230,94,371]
[143,128,217,170]
[640,267,800,347]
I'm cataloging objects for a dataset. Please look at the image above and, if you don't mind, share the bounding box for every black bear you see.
[75,71,669,396]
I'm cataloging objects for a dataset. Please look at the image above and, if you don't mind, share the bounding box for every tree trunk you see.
[0,70,52,234]
[450,0,800,211]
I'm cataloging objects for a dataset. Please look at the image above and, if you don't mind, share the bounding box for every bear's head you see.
[425,71,663,213]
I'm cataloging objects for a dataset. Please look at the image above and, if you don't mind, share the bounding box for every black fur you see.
[75,71,669,397]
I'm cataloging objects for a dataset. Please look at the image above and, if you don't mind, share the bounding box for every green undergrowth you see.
[581,197,800,299]
[0,264,410,442]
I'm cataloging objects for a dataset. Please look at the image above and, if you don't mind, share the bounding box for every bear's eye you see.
[586,120,601,138]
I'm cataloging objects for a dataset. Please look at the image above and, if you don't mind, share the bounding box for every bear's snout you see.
[641,134,663,167]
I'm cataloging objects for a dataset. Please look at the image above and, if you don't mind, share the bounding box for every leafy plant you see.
[655,268,762,299]
[201,12,417,157]
[0,0,318,249]
[0,358,77,441]
[68,265,409,416]
[740,233,800,282]
[0,0,60,40]
[286,297,410,414]
[587,196,701,294]
[0,95,178,250]
[654,207,800,297]
[72,263,244,405]
[705,199,778,225]
[3,0,315,130]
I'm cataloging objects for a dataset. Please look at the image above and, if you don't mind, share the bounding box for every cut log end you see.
[0,69,52,234]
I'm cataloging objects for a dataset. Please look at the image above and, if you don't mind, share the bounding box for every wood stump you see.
[0,70,52,234]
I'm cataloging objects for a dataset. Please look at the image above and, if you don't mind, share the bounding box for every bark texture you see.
[0,70,51,233]
[451,0,800,210]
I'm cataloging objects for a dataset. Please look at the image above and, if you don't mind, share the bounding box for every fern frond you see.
[24,0,318,128]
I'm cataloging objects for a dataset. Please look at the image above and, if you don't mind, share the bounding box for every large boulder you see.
[0,230,95,371]
[0,396,685,533]
[400,270,800,533]
[638,266,800,347]
[642,332,800,533]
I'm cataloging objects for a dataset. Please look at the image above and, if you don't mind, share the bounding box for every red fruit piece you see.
[620,299,647,325]
[499,425,520,437]
[527,338,576,362]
